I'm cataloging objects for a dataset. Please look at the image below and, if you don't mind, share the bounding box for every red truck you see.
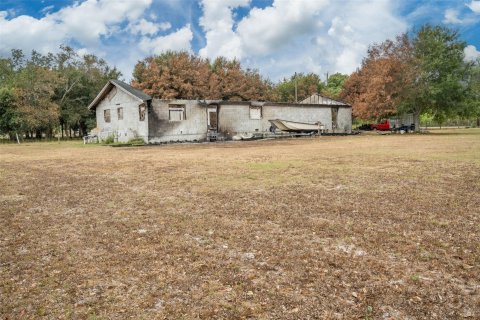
[371,120,390,131]
[369,114,415,132]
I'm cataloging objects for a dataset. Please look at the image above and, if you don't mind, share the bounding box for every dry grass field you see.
[1,129,479,319]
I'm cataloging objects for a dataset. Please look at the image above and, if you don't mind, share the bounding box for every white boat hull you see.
[269,119,321,132]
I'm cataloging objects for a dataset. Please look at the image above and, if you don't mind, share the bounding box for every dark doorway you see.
[208,106,218,131]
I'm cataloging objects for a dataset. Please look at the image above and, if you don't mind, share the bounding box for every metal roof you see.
[300,93,350,106]
[110,80,151,101]
[88,80,151,110]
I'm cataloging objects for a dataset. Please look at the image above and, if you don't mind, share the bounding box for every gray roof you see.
[110,79,151,101]
[88,79,151,110]
[300,93,350,106]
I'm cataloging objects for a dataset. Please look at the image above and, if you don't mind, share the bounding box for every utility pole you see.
[294,72,298,103]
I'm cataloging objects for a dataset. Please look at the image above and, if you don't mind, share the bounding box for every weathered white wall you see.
[95,88,148,142]
[148,100,208,143]
[146,100,352,142]
[263,104,332,130]
[217,103,352,137]
[218,104,263,138]
[337,107,352,133]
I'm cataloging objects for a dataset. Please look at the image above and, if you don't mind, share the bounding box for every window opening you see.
[104,109,111,123]
[169,104,186,121]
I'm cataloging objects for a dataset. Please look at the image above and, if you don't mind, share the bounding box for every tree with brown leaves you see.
[132,51,210,99]
[132,52,273,101]
[341,34,411,120]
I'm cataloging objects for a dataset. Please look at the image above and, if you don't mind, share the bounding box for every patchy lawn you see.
[1,129,479,319]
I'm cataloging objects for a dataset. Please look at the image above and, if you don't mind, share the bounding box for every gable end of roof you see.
[88,80,151,110]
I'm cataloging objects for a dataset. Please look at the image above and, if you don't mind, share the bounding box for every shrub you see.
[127,137,145,145]
[103,134,115,144]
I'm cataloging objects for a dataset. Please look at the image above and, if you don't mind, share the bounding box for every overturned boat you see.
[269,119,324,133]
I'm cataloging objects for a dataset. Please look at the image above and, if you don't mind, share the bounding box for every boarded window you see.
[104,109,111,123]
[169,104,186,121]
[139,104,146,121]
[117,107,123,120]
[249,106,262,120]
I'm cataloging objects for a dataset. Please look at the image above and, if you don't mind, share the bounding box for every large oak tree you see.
[401,25,469,130]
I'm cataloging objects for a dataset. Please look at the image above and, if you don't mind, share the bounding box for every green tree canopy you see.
[341,25,472,129]
[399,25,468,129]
[0,46,121,140]
[274,73,324,103]
[322,73,348,99]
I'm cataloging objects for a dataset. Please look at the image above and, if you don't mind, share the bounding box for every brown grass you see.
[1,129,479,319]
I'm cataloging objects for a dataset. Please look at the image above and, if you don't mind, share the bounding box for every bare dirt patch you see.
[1,129,479,319]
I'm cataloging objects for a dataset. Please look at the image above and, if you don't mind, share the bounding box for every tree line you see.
[131,52,346,102]
[1,24,479,140]
[0,46,121,140]
[0,47,345,140]
[131,25,479,128]
[341,25,480,128]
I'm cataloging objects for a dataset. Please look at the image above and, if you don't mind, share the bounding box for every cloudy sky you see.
[1,0,479,82]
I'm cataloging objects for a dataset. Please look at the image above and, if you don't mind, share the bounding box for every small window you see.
[139,104,146,121]
[104,109,111,123]
[169,104,186,121]
[249,106,262,120]
[117,107,123,120]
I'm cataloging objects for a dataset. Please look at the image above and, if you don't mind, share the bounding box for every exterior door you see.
[208,106,218,131]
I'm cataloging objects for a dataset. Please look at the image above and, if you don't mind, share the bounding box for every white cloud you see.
[0,13,64,54]
[464,45,480,61]
[76,48,90,57]
[0,0,196,80]
[128,19,171,36]
[49,0,153,45]
[444,9,462,24]
[40,5,54,15]
[0,0,413,82]
[199,0,407,80]
[236,0,328,55]
[139,25,193,54]
[0,0,154,55]
[158,22,172,31]
[198,0,250,60]
[467,1,480,13]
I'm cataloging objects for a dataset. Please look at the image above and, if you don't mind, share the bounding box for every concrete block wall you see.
[216,103,352,136]
[148,99,208,143]
[337,107,352,133]
[218,104,263,138]
[95,89,148,142]
[141,99,352,143]
[262,104,333,131]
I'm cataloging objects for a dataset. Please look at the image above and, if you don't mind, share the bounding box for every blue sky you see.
[1,0,479,82]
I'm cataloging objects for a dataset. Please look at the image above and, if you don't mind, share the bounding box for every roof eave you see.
[88,80,151,110]
[111,81,150,104]
[87,81,112,110]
